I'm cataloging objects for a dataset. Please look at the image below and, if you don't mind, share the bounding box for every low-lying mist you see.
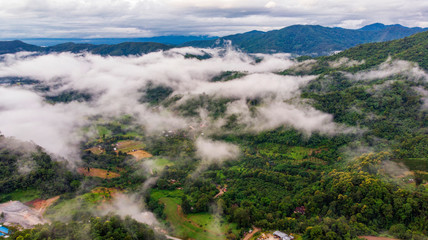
[0,47,350,163]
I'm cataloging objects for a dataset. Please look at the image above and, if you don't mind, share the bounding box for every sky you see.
[0,0,427,38]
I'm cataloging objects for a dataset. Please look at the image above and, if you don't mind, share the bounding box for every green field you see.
[0,188,41,203]
[116,140,147,152]
[401,158,428,172]
[257,144,326,165]
[97,125,112,138]
[150,189,238,240]
[45,194,100,222]
[151,158,174,172]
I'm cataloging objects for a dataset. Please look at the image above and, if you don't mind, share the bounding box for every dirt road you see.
[243,227,260,240]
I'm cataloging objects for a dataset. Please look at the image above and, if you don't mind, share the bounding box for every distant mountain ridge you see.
[0,40,173,56]
[8,35,217,47]
[0,23,426,56]
[182,23,427,56]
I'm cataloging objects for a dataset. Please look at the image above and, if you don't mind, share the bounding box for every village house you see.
[273,231,294,240]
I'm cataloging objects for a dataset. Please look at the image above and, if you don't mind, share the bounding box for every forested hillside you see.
[323,30,428,70]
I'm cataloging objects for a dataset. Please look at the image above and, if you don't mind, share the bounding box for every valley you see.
[0,30,427,240]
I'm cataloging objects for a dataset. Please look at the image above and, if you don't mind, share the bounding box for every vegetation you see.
[139,84,174,105]
[11,215,164,240]
[45,90,92,103]
[211,71,247,82]
[0,136,81,200]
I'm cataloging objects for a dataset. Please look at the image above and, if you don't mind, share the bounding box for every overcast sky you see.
[0,0,427,38]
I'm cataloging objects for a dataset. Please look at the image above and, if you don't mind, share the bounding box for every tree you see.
[181,196,191,214]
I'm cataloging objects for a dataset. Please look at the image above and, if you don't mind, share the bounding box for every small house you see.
[273,231,293,240]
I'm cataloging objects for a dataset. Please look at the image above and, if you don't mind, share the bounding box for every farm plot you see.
[150,189,238,240]
[77,168,121,179]
[114,140,153,160]
[85,146,104,155]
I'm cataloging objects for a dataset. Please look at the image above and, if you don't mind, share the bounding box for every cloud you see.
[0,0,427,38]
[99,193,159,226]
[414,86,428,110]
[265,1,277,9]
[0,47,352,163]
[192,137,240,177]
[195,137,240,163]
[0,87,89,163]
[347,59,428,81]
[0,135,38,174]
[252,102,344,135]
[328,57,365,68]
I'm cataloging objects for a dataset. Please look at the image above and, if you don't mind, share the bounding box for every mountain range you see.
[0,23,426,56]
[182,23,427,55]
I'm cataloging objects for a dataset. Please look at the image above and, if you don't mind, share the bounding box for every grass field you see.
[257,145,326,165]
[0,188,41,203]
[44,197,83,221]
[150,189,238,240]
[85,146,104,155]
[97,125,112,138]
[116,140,147,152]
[144,158,174,174]
[401,158,428,172]
[45,188,112,221]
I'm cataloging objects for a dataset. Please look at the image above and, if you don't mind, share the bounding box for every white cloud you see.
[0,47,354,162]
[195,137,240,163]
[347,59,428,81]
[265,1,277,9]
[0,0,426,38]
[0,87,89,163]
[335,19,365,29]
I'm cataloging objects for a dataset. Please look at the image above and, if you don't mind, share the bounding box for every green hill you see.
[0,40,43,54]
[0,41,172,56]
[322,30,428,70]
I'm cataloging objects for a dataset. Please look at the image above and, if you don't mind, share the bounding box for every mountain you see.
[1,24,426,57]
[182,23,427,56]
[0,40,43,54]
[12,35,217,46]
[0,40,172,56]
[47,42,173,56]
[323,30,428,70]
[88,42,172,56]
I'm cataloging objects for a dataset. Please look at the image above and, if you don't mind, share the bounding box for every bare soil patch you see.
[26,196,60,213]
[128,150,153,160]
[78,168,121,179]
